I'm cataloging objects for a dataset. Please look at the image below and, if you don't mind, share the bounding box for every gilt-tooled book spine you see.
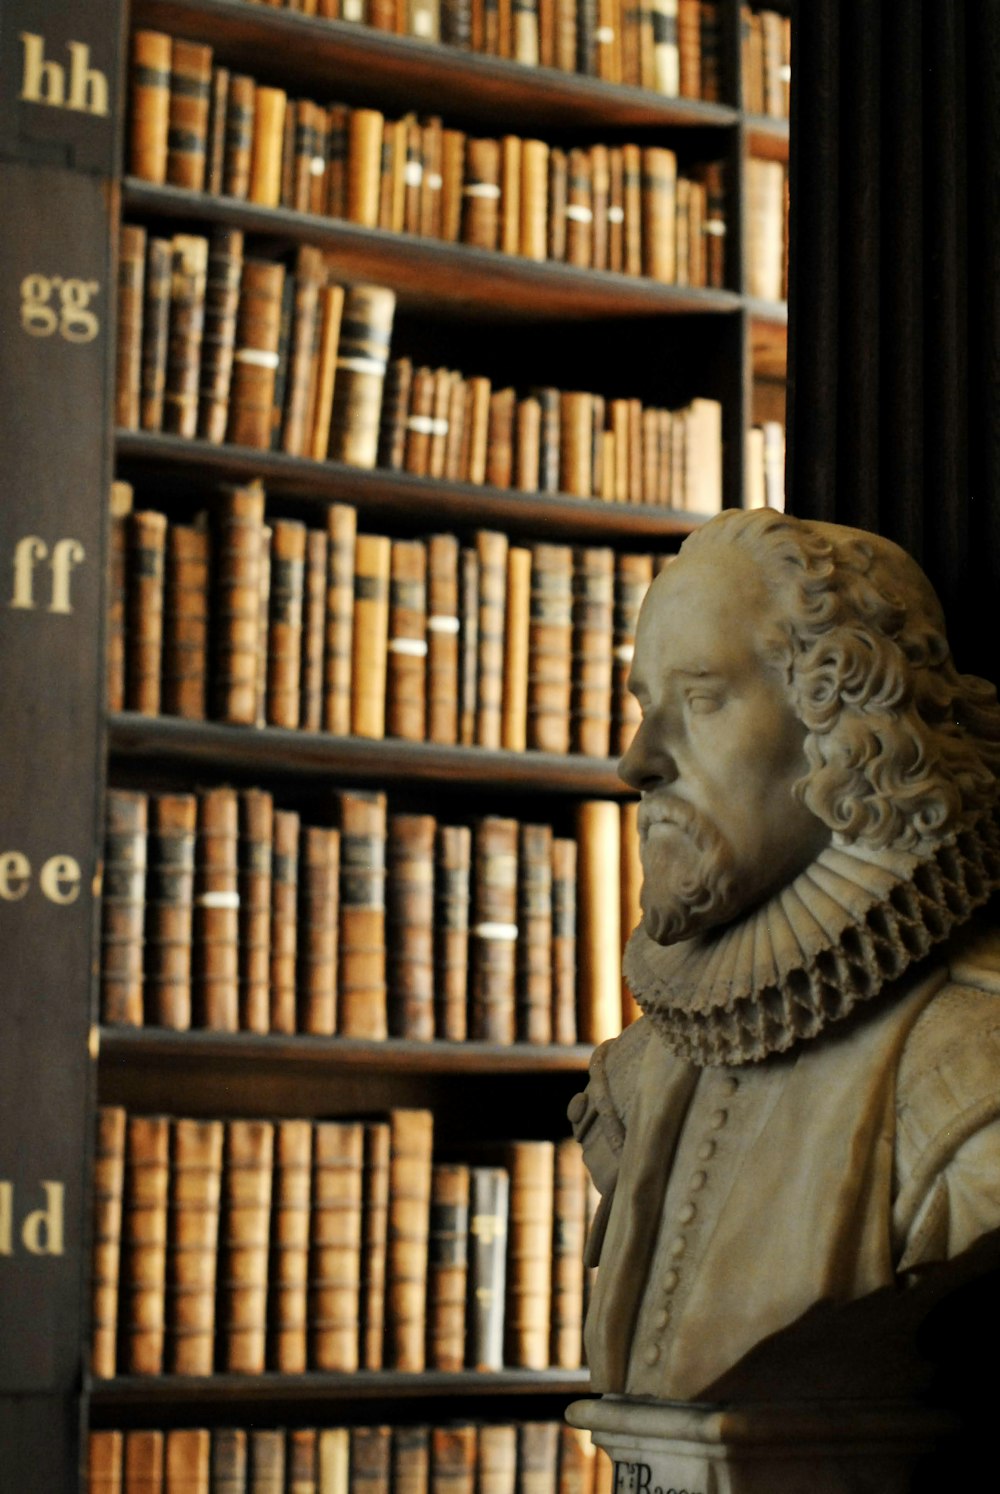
[527,542,572,754]
[387,1109,434,1371]
[124,1427,163,1494]
[298,825,340,1035]
[140,237,172,431]
[116,224,146,431]
[516,822,553,1043]
[467,1165,508,1370]
[249,1429,285,1494]
[462,137,501,250]
[205,65,229,196]
[328,285,396,468]
[337,789,388,1038]
[485,386,515,490]
[351,533,391,740]
[470,815,518,1044]
[310,1121,364,1370]
[145,791,197,1029]
[220,1119,274,1373]
[101,790,148,1027]
[350,1427,392,1494]
[167,41,213,191]
[552,1136,587,1367]
[387,813,436,1040]
[501,546,531,751]
[458,545,479,746]
[677,0,701,96]
[248,86,287,207]
[90,1106,127,1379]
[300,527,329,732]
[269,1118,312,1373]
[227,261,286,450]
[575,799,621,1044]
[106,481,134,712]
[348,108,384,229]
[612,552,652,754]
[123,1114,170,1374]
[281,247,325,458]
[377,356,412,471]
[518,1424,559,1494]
[387,539,428,741]
[237,787,273,1033]
[571,545,614,759]
[168,1117,223,1374]
[477,1425,517,1494]
[87,1431,122,1494]
[505,1141,555,1368]
[126,509,168,715]
[426,533,460,745]
[266,518,307,728]
[198,226,244,444]
[163,234,208,438]
[193,785,240,1031]
[166,1430,211,1494]
[427,1163,470,1371]
[211,482,266,724]
[130,31,172,183]
[211,1427,248,1494]
[323,503,357,736]
[361,1120,391,1368]
[641,146,677,283]
[310,283,346,462]
[560,391,593,498]
[223,74,255,199]
[551,835,578,1044]
[162,523,210,721]
[474,529,508,749]
[270,808,300,1033]
[434,823,471,1041]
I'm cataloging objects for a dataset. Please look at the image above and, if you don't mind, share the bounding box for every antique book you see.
[621,143,643,276]
[551,1136,587,1367]
[125,509,168,716]
[565,148,593,268]
[576,0,597,71]
[469,816,519,1044]
[360,1119,391,1369]
[527,543,573,753]
[351,532,392,740]
[606,148,625,272]
[318,1429,351,1494]
[425,532,460,745]
[289,1430,319,1494]
[462,137,501,250]
[106,481,133,711]
[90,1105,127,1379]
[466,1165,509,1370]
[547,147,568,261]
[211,1428,248,1494]
[223,73,256,198]
[220,1119,274,1373]
[428,367,453,478]
[477,1426,516,1494]
[268,1118,313,1373]
[163,234,208,438]
[571,546,614,758]
[309,283,346,461]
[88,1428,122,1489]
[311,1120,365,1370]
[699,0,722,99]
[677,0,701,95]
[322,503,358,736]
[237,788,273,1033]
[167,1117,223,1374]
[377,356,412,470]
[266,518,307,728]
[387,539,428,741]
[328,285,397,468]
[651,0,679,93]
[486,386,516,489]
[518,1425,559,1494]
[558,1426,596,1494]
[505,1140,555,1367]
[289,99,321,214]
[434,822,471,1041]
[684,395,723,513]
[323,103,350,218]
[248,1431,285,1494]
[465,375,491,484]
[516,822,553,1044]
[100,789,148,1026]
[387,813,436,1040]
[500,546,531,752]
[162,522,210,721]
[139,236,172,431]
[205,64,229,195]
[347,107,384,228]
[298,825,340,1035]
[123,1113,170,1374]
[612,552,652,753]
[431,1427,476,1494]
[337,789,388,1038]
[590,143,609,271]
[392,1426,430,1494]
[427,1162,470,1370]
[387,1108,434,1370]
[515,396,541,492]
[248,85,287,206]
[211,481,265,724]
[559,391,593,497]
[440,128,465,240]
[165,1431,211,1493]
[499,135,521,256]
[404,365,435,478]
[270,809,300,1033]
[350,1429,391,1494]
[475,529,508,749]
[124,1428,163,1494]
[193,786,240,1030]
[551,836,578,1044]
[642,146,677,282]
[166,40,213,191]
[116,223,146,430]
[300,528,329,732]
[227,261,286,449]
[145,791,197,1029]
[280,248,326,458]
[129,30,172,183]
[575,799,621,1043]
[458,545,479,746]
[268,277,295,454]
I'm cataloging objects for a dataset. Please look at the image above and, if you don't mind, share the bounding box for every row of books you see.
[101,784,641,1044]
[746,419,785,511]
[745,157,788,304]
[109,482,669,755]
[236,0,724,99]
[131,32,727,288]
[89,1421,612,1494]
[91,1107,595,1379]
[741,5,790,119]
[116,231,725,507]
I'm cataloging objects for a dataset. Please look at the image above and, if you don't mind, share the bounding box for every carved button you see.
[662,1268,680,1293]
[719,1075,739,1096]
[690,1170,708,1191]
[643,1343,660,1366]
[678,1202,696,1224]
[670,1236,686,1258]
[709,1109,728,1129]
[567,1093,588,1125]
[697,1140,716,1161]
[655,1308,670,1329]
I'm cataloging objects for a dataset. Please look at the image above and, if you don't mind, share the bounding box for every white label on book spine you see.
[342,0,364,17]
[779,64,792,82]
[473,922,519,941]
[704,218,727,237]
[565,205,594,224]
[607,206,625,224]
[234,348,280,369]
[427,172,443,190]
[427,614,461,634]
[595,25,615,41]
[336,355,387,376]
[463,183,502,199]
[310,156,326,176]
[614,643,635,662]
[388,637,429,656]
[404,161,424,187]
[196,891,241,910]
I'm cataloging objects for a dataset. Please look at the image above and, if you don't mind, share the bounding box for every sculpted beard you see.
[639,795,740,944]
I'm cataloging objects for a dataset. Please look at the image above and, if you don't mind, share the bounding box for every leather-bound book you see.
[621,143,642,276]
[227,261,286,449]
[575,800,620,1044]
[387,540,428,741]
[404,114,426,233]
[641,146,677,282]
[223,74,255,198]
[558,1426,596,1494]
[309,282,347,461]
[376,117,402,234]
[309,101,331,216]
[425,533,460,745]
[376,356,412,470]
[298,825,340,1035]
[163,234,208,438]
[116,224,146,431]
[407,0,441,40]
[477,1427,516,1494]
[687,174,707,288]
[641,406,659,502]
[197,227,244,443]
[324,103,350,219]
[351,533,391,740]
[270,809,300,1033]
[505,1140,555,1368]
[465,375,491,484]
[571,546,614,758]
[89,1431,123,1492]
[392,1427,429,1494]
[546,147,567,263]
[537,0,555,62]
[467,1165,509,1370]
[428,367,453,478]
[322,503,357,736]
[130,31,172,182]
[211,481,265,724]
[431,1428,476,1494]
[440,129,465,241]
[350,1429,391,1494]
[300,528,329,731]
[527,542,573,754]
[559,392,593,497]
[125,508,168,715]
[677,0,700,95]
[551,836,577,1044]
[328,285,397,468]
[611,552,652,754]
[427,1162,470,1370]
[609,400,629,501]
[434,823,471,1041]
[266,519,306,728]
[651,0,679,94]
[593,1450,613,1494]
[167,41,213,190]
[289,1431,318,1494]
[107,481,133,711]
[673,173,690,285]
[594,0,619,81]
[140,237,172,431]
[470,816,518,1044]
[168,1117,223,1374]
[281,247,325,458]
[458,546,479,745]
[248,86,287,207]
[444,376,468,480]
[361,1119,391,1369]
[619,798,642,1026]
[501,546,530,751]
[475,529,508,749]
[591,393,605,496]
[462,137,501,250]
[387,813,436,1040]
[515,394,541,494]
[145,792,197,1029]
[124,1429,163,1494]
[576,0,597,73]
[163,523,210,720]
[101,789,148,1026]
[518,1426,559,1494]
[90,1105,127,1378]
[699,0,721,100]
[249,1432,286,1494]
[318,1430,350,1494]
[193,786,240,1030]
[387,1108,434,1371]
[605,148,625,273]
[310,1120,364,1370]
[205,65,229,195]
[123,1113,170,1374]
[289,99,319,214]
[220,1119,274,1373]
[513,0,540,62]
[336,789,388,1039]
[165,1431,210,1494]
[589,144,609,270]
[516,823,552,1044]
[403,365,435,477]
[268,1118,312,1372]
[499,135,521,256]
[551,1136,586,1367]
[484,386,514,490]
[211,1428,248,1494]
[236,788,273,1034]
[532,387,560,492]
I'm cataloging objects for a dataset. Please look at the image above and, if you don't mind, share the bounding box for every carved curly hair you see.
[679,508,1000,850]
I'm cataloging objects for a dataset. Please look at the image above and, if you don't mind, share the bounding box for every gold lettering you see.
[10,535,48,609]
[65,41,109,116]
[19,32,65,108]
[20,276,100,342]
[39,855,81,905]
[21,1182,65,1256]
[48,539,85,614]
[0,1184,11,1255]
[0,851,31,901]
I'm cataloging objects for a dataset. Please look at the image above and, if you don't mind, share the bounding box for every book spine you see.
[501,545,531,752]
[505,1140,554,1368]
[249,1430,285,1493]
[168,1117,224,1374]
[212,1428,248,1493]
[162,522,210,721]
[220,1119,274,1373]
[551,836,578,1044]
[350,1428,392,1494]
[88,1431,123,1490]
[475,529,508,749]
[125,509,168,715]
[116,224,146,430]
[130,31,172,183]
[571,546,614,758]
[612,552,653,754]
[518,1425,560,1494]
[458,544,479,746]
[237,787,273,1034]
[467,1166,509,1370]
[516,822,553,1043]
[351,532,392,740]
[425,532,460,746]
[205,65,230,195]
[652,0,679,95]
[145,791,197,1029]
[558,1426,597,1494]
[428,1163,470,1371]
[166,1430,211,1493]
[387,813,437,1040]
[393,1425,431,1494]
[198,227,244,444]
[290,1430,319,1493]
[309,283,346,462]
[323,502,358,736]
[101,790,148,1027]
[377,356,413,470]
[462,137,501,251]
[227,261,286,450]
[432,1426,477,1494]
[211,482,266,724]
[194,785,240,1031]
[387,539,428,741]
[310,1121,364,1370]
[281,247,325,458]
[337,789,388,1039]
[266,518,307,728]
[328,285,397,468]
[478,1426,517,1494]
[167,41,213,191]
[433,823,471,1041]
[298,825,340,1035]
[270,809,301,1033]
[347,107,385,229]
[269,1119,313,1372]
[677,0,701,96]
[249,86,288,207]
[527,543,572,753]
[551,1136,587,1367]
[485,386,515,489]
[387,1108,434,1371]
[223,74,256,198]
[642,145,678,282]
[123,1114,170,1374]
[124,1428,163,1493]
[140,237,172,431]
[90,1106,127,1379]
[469,816,518,1044]
[360,1121,391,1369]
[575,800,621,1045]
[300,527,329,732]
[163,234,209,438]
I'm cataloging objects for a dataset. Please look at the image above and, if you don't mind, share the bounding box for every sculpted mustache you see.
[638,795,723,852]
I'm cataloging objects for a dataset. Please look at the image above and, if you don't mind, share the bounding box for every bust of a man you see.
[570,508,1000,1405]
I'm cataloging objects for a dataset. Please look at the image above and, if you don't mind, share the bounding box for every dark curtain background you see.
[785,0,1000,679]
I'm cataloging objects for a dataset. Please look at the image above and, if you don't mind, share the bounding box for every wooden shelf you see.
[745,114,790,162]
[124,181,742,323]
[116,431,705,542]
[108,713,634,796]
[749,300,788,381]
[90,1369,593,1408]
[132,0,738,131]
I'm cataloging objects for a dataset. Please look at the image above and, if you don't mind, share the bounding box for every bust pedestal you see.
[566,1396,955,1494]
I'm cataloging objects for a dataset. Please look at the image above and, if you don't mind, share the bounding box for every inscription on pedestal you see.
[614,1461,704,1494]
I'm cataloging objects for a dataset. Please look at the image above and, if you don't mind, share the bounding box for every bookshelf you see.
[0,0,790,1488]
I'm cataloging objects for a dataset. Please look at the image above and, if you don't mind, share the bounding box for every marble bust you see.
[569,508,1000,1434]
